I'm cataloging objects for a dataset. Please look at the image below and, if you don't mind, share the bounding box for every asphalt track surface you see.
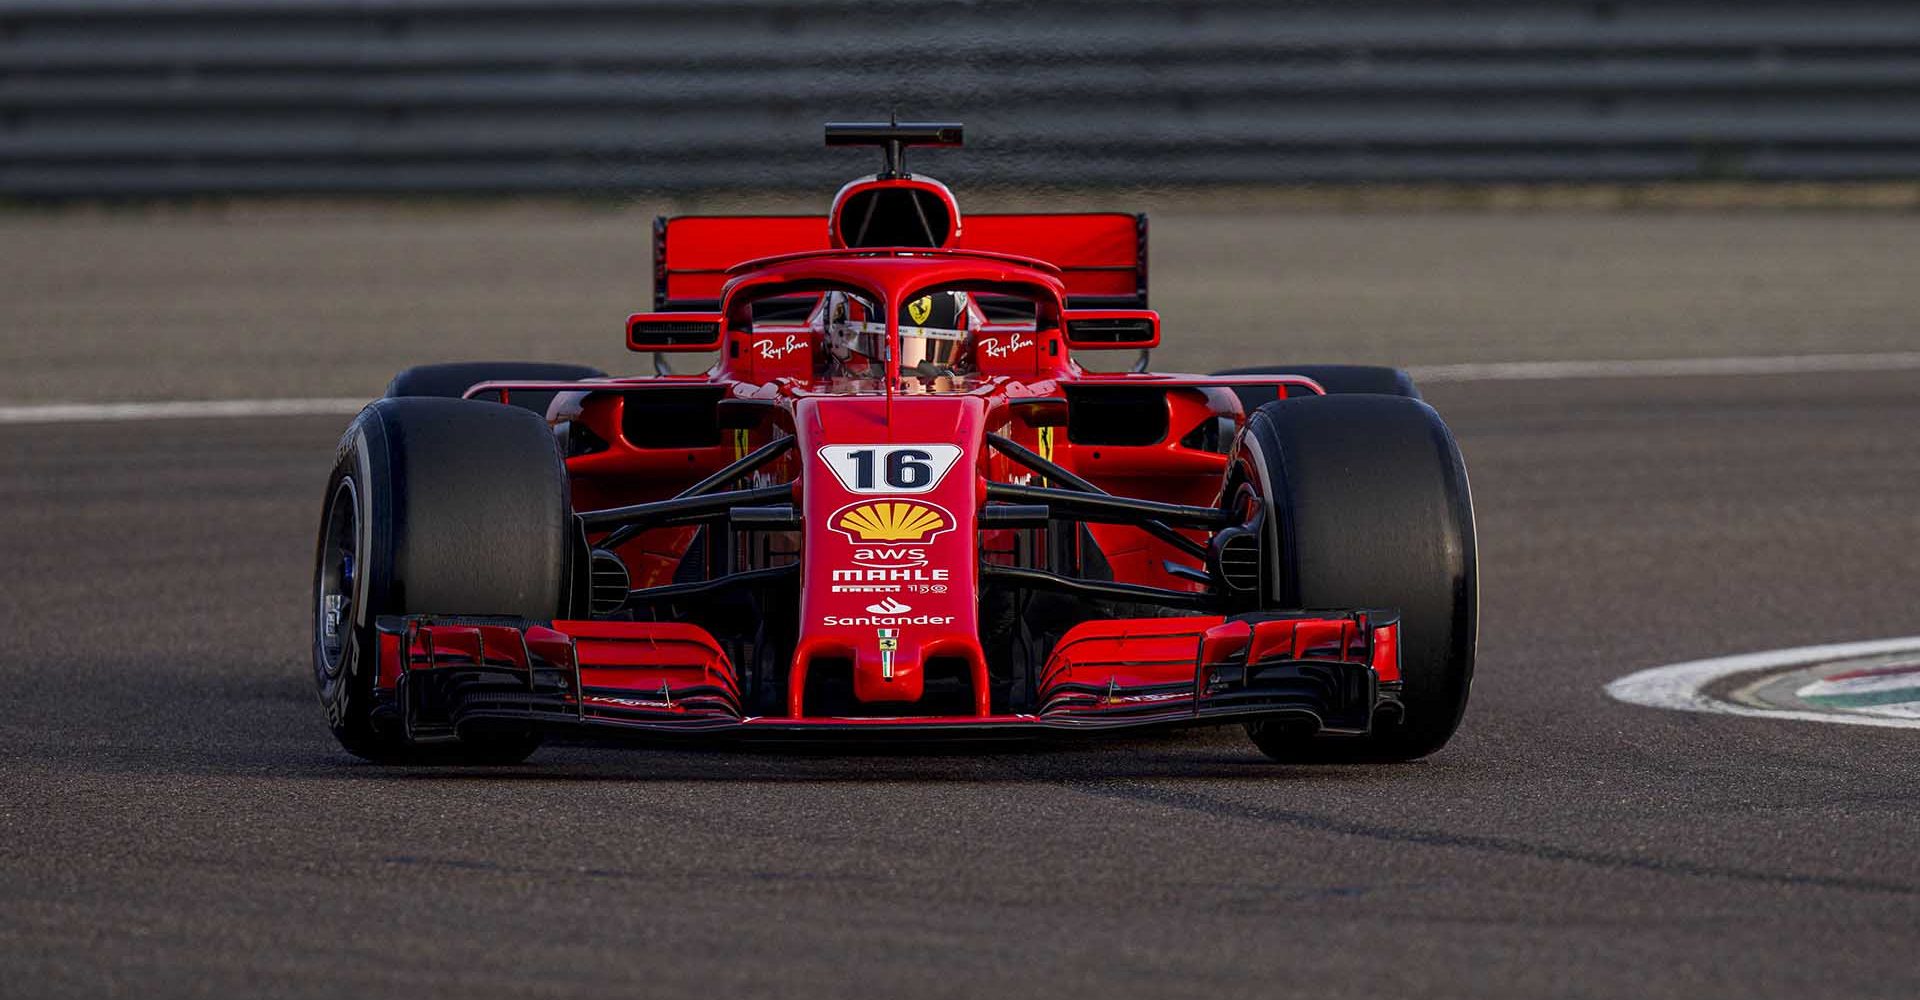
[7,203,1920,402]
[5,209,1920,998]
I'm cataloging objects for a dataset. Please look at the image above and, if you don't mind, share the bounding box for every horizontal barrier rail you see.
[2,1,1917,194]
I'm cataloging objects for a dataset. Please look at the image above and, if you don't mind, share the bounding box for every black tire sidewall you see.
[1237,394,1478,759]
[311,398,570,762]
[313,406,399,755]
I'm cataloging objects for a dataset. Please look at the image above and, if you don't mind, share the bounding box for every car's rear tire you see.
[385,361,606,417]
[1234,394,1476,762]
[314,396,572,764]
[1212,364,1421,399]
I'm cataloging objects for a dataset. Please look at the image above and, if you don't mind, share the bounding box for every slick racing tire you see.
[385,361,606,418]
[313,396,572,764]
[1234,394,1476,762]
[1212,364,1421,399]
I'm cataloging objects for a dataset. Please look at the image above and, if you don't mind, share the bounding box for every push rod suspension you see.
[583,482,794,541]
[984,482,1233,530]
[588,437,796,550]
[679,436,795,499]
[626,564,799,606]
[985,433,1213,562]
[980,565,1221,610]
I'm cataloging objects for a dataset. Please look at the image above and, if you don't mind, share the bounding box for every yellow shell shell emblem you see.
[907,295,933,325]
[835,501,948,542]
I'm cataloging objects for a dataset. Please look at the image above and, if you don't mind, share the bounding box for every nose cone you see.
[791,394,988,716]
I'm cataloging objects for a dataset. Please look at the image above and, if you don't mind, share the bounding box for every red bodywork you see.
[373,169,1404,743]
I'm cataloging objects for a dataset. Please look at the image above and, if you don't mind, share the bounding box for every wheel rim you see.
[317,478,360,681]
[1222,452,1274,591]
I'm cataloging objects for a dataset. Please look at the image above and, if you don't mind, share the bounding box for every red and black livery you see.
[313,122,1477,764]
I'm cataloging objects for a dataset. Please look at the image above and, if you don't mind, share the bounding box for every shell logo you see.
[831,500,954,543]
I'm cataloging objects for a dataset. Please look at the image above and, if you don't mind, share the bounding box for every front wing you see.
[370,612,1403,743]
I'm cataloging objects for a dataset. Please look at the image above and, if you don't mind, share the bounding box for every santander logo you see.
[865,598,911,614]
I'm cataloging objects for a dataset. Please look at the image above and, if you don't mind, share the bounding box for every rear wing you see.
[653,213,1148,311]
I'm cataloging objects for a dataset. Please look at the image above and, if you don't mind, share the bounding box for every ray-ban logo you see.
[980,332,1033,359]
[754,334,805,359]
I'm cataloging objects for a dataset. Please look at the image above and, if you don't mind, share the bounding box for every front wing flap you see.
[371,611,1401,741]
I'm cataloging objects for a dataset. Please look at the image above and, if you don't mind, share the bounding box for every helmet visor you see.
[899,292,970,374]
[900,327,967,370]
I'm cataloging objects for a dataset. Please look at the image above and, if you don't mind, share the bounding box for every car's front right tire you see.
[384,360,607,417]
[313,396,572,764]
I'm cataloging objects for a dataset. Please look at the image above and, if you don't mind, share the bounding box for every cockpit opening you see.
[727,279,1054,391]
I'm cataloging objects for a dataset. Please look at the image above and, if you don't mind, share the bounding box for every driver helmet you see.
[898,290,975,378]
[819,289,881,377]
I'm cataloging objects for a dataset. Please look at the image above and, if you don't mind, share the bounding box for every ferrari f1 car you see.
[312,122,1476,764]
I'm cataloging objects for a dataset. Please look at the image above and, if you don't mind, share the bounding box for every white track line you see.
[1,351,1916,426]
[1406,350,1920,383]
[1606,637,1920,730]
[0,397,366,425]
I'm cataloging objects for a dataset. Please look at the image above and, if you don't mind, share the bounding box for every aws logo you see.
[830,500,954,544]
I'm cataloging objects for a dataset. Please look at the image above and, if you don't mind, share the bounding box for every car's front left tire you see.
[1211,364,1421,399]
[1233,393,1478,762]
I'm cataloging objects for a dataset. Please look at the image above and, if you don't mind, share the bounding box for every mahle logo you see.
[831,500,953,543]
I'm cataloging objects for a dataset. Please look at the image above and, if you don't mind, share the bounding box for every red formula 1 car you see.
[312,122,1477,764]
